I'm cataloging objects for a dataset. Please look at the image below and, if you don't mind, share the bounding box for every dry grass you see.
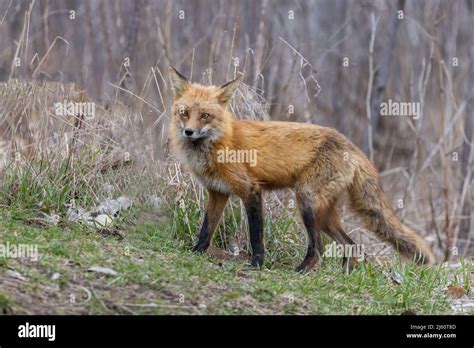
[0,0,472,316]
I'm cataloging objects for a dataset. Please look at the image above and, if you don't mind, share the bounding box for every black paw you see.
[294,263,307,273]
[250,254,264,268]
[192,243,208,253]
[294,258,319,273]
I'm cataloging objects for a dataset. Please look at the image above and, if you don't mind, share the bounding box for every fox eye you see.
[201,113,210,119]
[179,108,188,117]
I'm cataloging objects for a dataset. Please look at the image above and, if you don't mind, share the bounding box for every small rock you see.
[67,207,92,224]
[116,196,132,210]
[94,196,132,216]
[102,183,115,196]
[451,296,474,313]
[148,195,162,209]
[87,266,118,276]
[6,270,27,281]
[41,212,60,225]
[94,214,113,228]
[391,271,404,285]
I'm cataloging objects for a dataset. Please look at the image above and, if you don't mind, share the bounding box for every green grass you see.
[171,192,308,267]
[0,206,469,315]
[0,157,470,315]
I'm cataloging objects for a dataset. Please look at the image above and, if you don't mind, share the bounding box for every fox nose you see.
[184,128,194,137]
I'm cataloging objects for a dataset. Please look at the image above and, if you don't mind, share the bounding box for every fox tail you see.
[348,165,435,265]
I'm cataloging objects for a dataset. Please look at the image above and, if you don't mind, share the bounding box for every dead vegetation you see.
[0,1,472,315]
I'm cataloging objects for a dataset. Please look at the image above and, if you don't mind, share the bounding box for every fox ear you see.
[216,75,242,105]
[169,67,188,99]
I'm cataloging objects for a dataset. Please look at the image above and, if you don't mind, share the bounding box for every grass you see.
[0,79,471,315]
[0,203,470,315]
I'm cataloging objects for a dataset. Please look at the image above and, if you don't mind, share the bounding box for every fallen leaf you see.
[235,270,248,278]
[447,284,466,299]
[207,245,227,260]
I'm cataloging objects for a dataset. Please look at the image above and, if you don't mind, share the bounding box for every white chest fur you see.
[178,141,232,194]
[196,175,232,194]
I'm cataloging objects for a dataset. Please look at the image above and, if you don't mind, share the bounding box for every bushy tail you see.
[348,165,435,265]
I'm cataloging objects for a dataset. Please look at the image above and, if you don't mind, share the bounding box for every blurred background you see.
[0,0,472,257]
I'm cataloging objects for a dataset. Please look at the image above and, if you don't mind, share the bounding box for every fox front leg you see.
[243,189,265,268]
[192,190,229,253]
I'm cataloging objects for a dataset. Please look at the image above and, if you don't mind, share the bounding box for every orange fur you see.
[168,67,435,270]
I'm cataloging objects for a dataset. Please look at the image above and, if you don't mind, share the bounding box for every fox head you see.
[169,67,241,142]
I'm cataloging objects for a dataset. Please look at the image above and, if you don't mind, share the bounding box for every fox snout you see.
[183,128,195,137]
[180,124,211,141]
[181,127,199,140]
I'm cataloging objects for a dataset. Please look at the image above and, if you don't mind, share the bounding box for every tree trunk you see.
[456,0,473,256]
[363,0,405,158]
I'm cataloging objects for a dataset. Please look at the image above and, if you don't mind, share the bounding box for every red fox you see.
[168,67,435,272]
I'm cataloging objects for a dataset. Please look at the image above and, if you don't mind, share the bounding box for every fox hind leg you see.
[323,205,361,272]
[324,222,360,273]
[294,192,324,273]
